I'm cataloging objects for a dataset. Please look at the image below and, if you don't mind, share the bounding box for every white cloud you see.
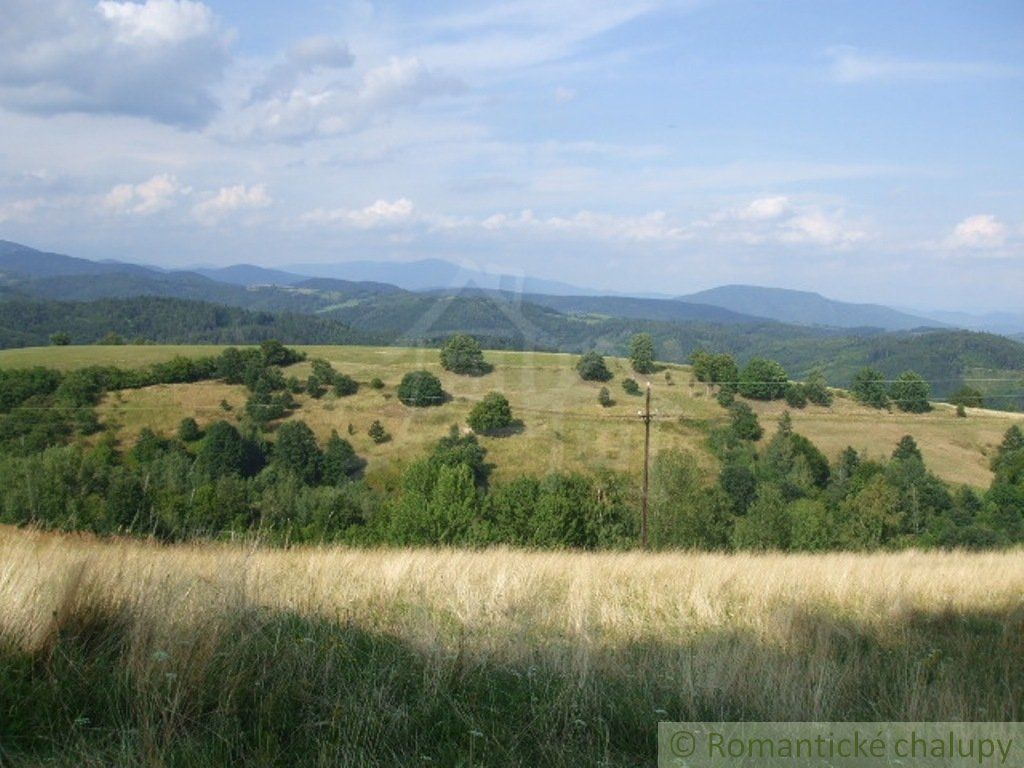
[193,183,271,224]
[827,46,1019,84]
[0,198,46,223]
[779,210,865,246]
[738,195,791,221]
[419,1,675,72]
[0,0,229,127]
[702,196,866,247]
[97,0,215,44]
[249,35,354,102]
[471,208,689,243]
[104,174,184,214]
[947,214,1008,249]
[302,198,416,228]
[358,57,464,110]
[234,56,465,142]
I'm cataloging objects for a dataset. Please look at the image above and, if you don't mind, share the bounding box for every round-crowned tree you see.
[804,369,833,406]
[398,370,445,407]
[622,377,642,396]
[889,370,931,413]
[784,382,807,409]
[273,420,322,485]
[322,430,365,484]
[440,334,490,375]
[333,373,358,397]
[467,392,514,434]
[576,351,613,382]
[738,358,788,400]
[851,368,889,409]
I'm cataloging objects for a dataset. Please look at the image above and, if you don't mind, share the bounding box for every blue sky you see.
[0,0,1021,310]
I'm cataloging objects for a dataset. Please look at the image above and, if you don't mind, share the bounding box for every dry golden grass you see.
[2,524,1022,726]
[749,396,1021,487]
[0,344,231,371]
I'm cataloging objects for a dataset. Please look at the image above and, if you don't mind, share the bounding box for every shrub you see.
[598,387,613,407]
[576,351,613,382]
[738,358,788,400]
[957,404,967,418]
[950,385,984,409]
[439,334,490,375]
[621,378,641,396]
[368,420,390,444]
[369,377,385,389]
[49,332,71,346]
[260,339,304,367]
[892,435,922,462]
[178,417,202,442]
[397,371,445,407]
[629,333,655,374]
[716,386,736,408]
[322,431,365,484]
[306,375,326,398]
[333,373,359,397]
[245,388,289,427]
[196,421,264,478]
[851,368,889,409]
[273,421,322,485]
[890,371,931,413]
[728,402,763,441]
[468,392,514,434]
[310,359,336,383]
[784,382,807,409]
[691,351,738,384]
[804,369,833,406]
[733,484,792,550]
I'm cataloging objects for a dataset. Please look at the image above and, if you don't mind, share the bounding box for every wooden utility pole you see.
[639,382,652,549]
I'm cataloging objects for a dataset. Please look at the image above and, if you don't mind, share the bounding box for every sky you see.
[0,0,1021,311]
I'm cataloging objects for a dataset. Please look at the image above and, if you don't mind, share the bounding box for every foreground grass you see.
[1,527,1022,766]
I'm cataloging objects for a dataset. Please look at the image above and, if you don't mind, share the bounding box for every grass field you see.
[2,344,1021,488]
[1,525,1021,765]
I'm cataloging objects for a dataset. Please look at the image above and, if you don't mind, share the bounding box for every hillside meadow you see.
[0,344,1020,488]
[1,525,1021,765]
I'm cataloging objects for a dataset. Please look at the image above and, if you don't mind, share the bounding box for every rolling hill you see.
[679,284,943,330]
[289,257,602,295]
[2,343,1020,489]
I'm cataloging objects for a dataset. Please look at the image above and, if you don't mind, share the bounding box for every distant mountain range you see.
[2,238,1022,335]
[677,285,942,332]
[1,238,1023,408]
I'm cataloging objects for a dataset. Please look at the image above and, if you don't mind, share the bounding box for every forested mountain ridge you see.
[1,240,1022,408]
[0,296,375,347]
[678,284,943,331]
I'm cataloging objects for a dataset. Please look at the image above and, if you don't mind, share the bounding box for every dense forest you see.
[0,297,378,347]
